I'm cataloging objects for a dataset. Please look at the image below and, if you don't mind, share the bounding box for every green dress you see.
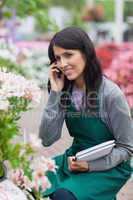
[43,102,132,200]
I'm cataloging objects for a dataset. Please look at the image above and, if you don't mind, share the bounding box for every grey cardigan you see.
[39,76,133,172]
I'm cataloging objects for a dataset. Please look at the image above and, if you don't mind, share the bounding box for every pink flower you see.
[41,177,51,192]
[103,44,133,108]
[9,169,31,189]
[32,168,44,181]
[31,176,51,193]
[33,183,39,193]
[44,158,57,173]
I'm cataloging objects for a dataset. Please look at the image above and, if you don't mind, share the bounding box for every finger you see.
[50,63,59,70]
[50,68,61,78]
[50,67,63,77]
[50,61,57,67]
[51,68,60,73]
[68,157,75,170]
[69,163,77,171]
[69,156,76,164]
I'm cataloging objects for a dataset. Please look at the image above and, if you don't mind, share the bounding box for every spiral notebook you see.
[75,140,115,161]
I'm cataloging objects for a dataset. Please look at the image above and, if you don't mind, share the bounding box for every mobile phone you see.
[56,67,62,78]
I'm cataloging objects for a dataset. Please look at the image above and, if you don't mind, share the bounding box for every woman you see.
[39,27,133,200]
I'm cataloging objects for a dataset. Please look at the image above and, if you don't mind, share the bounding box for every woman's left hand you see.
[68,156,89,172]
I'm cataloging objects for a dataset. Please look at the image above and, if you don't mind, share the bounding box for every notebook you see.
[75,140,115,161]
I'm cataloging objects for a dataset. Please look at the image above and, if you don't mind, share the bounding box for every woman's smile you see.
[64,68,75,76]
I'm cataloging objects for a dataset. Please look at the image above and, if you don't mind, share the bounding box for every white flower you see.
[43,158,57,173]
[0,70,41,107]
[30,156,57,174]
[28,133,43,149]
[0,99,9,111]
[30,157,48,173]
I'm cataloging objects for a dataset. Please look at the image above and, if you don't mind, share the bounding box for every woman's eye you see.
[55,53,73,61]
[64,53,73,58]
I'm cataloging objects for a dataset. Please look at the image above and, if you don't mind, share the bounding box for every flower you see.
[43,157,58,173]
[31,176,51,193]
[9,154,57,199]
[96,43,119,69]
[0,69,53,200]
[96,42,133,109]
[9,168,32,190]
[0,70,41,107]
[28,133,43,149]
[104,47,133,108]
[0,98,9,111]
[31,156,57,174]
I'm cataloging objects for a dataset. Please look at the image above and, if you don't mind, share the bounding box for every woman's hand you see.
[68,156,89,172]
[49,62,65,92]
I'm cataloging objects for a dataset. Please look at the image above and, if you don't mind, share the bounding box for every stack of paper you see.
[75,140,115,161]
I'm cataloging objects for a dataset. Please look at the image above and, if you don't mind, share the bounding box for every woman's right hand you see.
[49,62,65,92]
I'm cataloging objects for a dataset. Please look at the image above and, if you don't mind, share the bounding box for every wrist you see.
[51,88,62,92]
[50,84,62,92]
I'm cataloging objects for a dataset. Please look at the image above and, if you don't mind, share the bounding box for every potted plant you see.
[0,70,57,199]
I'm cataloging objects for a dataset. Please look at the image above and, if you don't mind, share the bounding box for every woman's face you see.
[53,45,86,82]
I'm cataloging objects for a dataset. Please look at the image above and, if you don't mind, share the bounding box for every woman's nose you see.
[60,57,68,69]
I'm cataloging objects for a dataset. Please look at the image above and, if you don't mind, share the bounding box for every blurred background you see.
[0,1,133,198]
[0,0,133,105]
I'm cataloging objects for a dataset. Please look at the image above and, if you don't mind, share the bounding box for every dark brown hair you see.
[47,27,102,112]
